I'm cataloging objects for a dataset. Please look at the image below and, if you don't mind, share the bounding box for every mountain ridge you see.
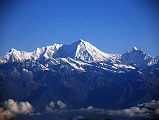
[0,39,157,69]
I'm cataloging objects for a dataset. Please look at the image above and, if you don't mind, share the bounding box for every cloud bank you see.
[57,100,66,109]
[0,99,33,120]
[79,100,159,118]
[1,99,158,119]
[46,101,55,112]
[46,100,66,112]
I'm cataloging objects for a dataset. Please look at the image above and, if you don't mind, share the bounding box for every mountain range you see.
[0,39,158,68]
[0,39,159,114]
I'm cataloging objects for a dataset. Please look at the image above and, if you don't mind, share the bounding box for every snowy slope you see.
[1,44,63,62]
[4,48,33,62]
[1,40,115,63]
[33,43,63,60]
[54,39,115,62]
[121,47,156,67]
[0,40,157,72]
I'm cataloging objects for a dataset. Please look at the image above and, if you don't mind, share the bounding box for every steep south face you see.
[53,39,114,62]
[121,47,156,67]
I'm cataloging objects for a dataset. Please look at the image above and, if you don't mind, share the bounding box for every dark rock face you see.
[0,59,159,112]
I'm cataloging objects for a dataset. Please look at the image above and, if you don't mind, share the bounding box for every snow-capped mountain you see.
[33,43,63,60]
[0,39,157,70]
[1,43,63,62]
[4,48,33,62]
[121,47,156,67]
[0,39,116,63]
[53,39,115,62]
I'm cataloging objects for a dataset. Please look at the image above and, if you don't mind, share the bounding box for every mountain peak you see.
[74,39,115,61]
[4,48,33,62]
[53,39,114,62]
[73,39,89,46]
[9,48,17,53]
[78,38,85,43]
[121,47,154,67]
[132,46,138,51]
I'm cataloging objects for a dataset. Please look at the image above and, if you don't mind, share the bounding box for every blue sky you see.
[0,0,159,56]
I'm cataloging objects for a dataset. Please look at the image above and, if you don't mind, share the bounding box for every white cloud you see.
[0,108,13,120]
[45,101,55,112]
[122,107,149,116]
[0,99,33,119]
[5,99,19,113]
[139,100,159,108]
[4,99,33,114]
[57,100,66,109]
[49,101,55,108]
[79,100,159,118]
[45,100,66,112]
[86,106,94,110]
[99,106,150,117]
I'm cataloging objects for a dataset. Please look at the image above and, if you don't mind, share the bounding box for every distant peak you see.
[9,48,17,52]
[53,43,63,46]
[76,39,88,44]
[130,46,139,51]
[130,46,145,53]
[79,38,85,42]
[132,46,138,51]
[71,39,88,47]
